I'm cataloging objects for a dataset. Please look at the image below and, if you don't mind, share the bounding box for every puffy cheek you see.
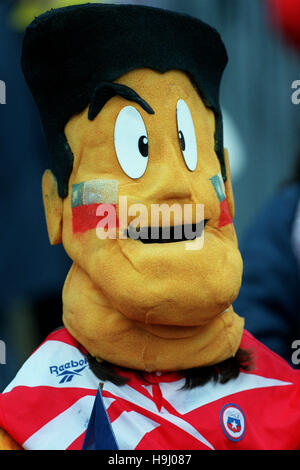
[61,202,115,272]
[207,238,243,308]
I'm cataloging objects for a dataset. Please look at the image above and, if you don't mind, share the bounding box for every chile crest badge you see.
[220,404,246,442]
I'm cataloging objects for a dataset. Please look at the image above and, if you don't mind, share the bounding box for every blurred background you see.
[0,0,299,389]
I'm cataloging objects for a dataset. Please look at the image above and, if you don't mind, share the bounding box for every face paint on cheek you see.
[71,179,119,234]
[210,173,232,228]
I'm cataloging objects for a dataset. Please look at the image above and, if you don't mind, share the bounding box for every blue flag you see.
[82,386,119,450]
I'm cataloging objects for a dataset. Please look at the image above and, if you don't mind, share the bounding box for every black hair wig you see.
[87,348,254,389]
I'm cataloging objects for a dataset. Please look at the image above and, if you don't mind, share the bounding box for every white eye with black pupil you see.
[178,130,186,152]
[138,136,148,157]
[114,106,149,179]
[176,99,198,171]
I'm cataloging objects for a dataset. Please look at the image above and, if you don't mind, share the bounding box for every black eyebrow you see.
[88,82,155,121]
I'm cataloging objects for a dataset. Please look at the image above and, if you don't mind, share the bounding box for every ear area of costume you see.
[42,170,63,245]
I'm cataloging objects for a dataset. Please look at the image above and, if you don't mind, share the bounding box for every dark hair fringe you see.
[87,348,254,389]
[181,348,253,390]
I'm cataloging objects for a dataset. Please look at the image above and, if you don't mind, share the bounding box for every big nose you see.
[147,156,193,203]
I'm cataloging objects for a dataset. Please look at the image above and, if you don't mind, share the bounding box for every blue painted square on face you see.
[71,182,85,208]
[210,173,226,203]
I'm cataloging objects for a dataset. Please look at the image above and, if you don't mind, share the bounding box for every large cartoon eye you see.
[176,99,198,171]
[114,106,149,179]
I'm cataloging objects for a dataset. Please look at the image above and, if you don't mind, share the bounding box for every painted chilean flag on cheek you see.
[71,179,119,234]
[210,173,232,228]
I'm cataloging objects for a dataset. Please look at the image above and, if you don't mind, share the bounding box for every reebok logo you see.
[49,357,88,384]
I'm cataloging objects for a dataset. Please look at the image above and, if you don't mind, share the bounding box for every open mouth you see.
[127,220,208,244]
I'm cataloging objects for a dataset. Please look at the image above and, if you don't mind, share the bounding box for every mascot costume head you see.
[20,3,245,374]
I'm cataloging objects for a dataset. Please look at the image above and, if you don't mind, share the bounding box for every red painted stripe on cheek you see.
[72,203,119,234]
[218,199,232,228]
